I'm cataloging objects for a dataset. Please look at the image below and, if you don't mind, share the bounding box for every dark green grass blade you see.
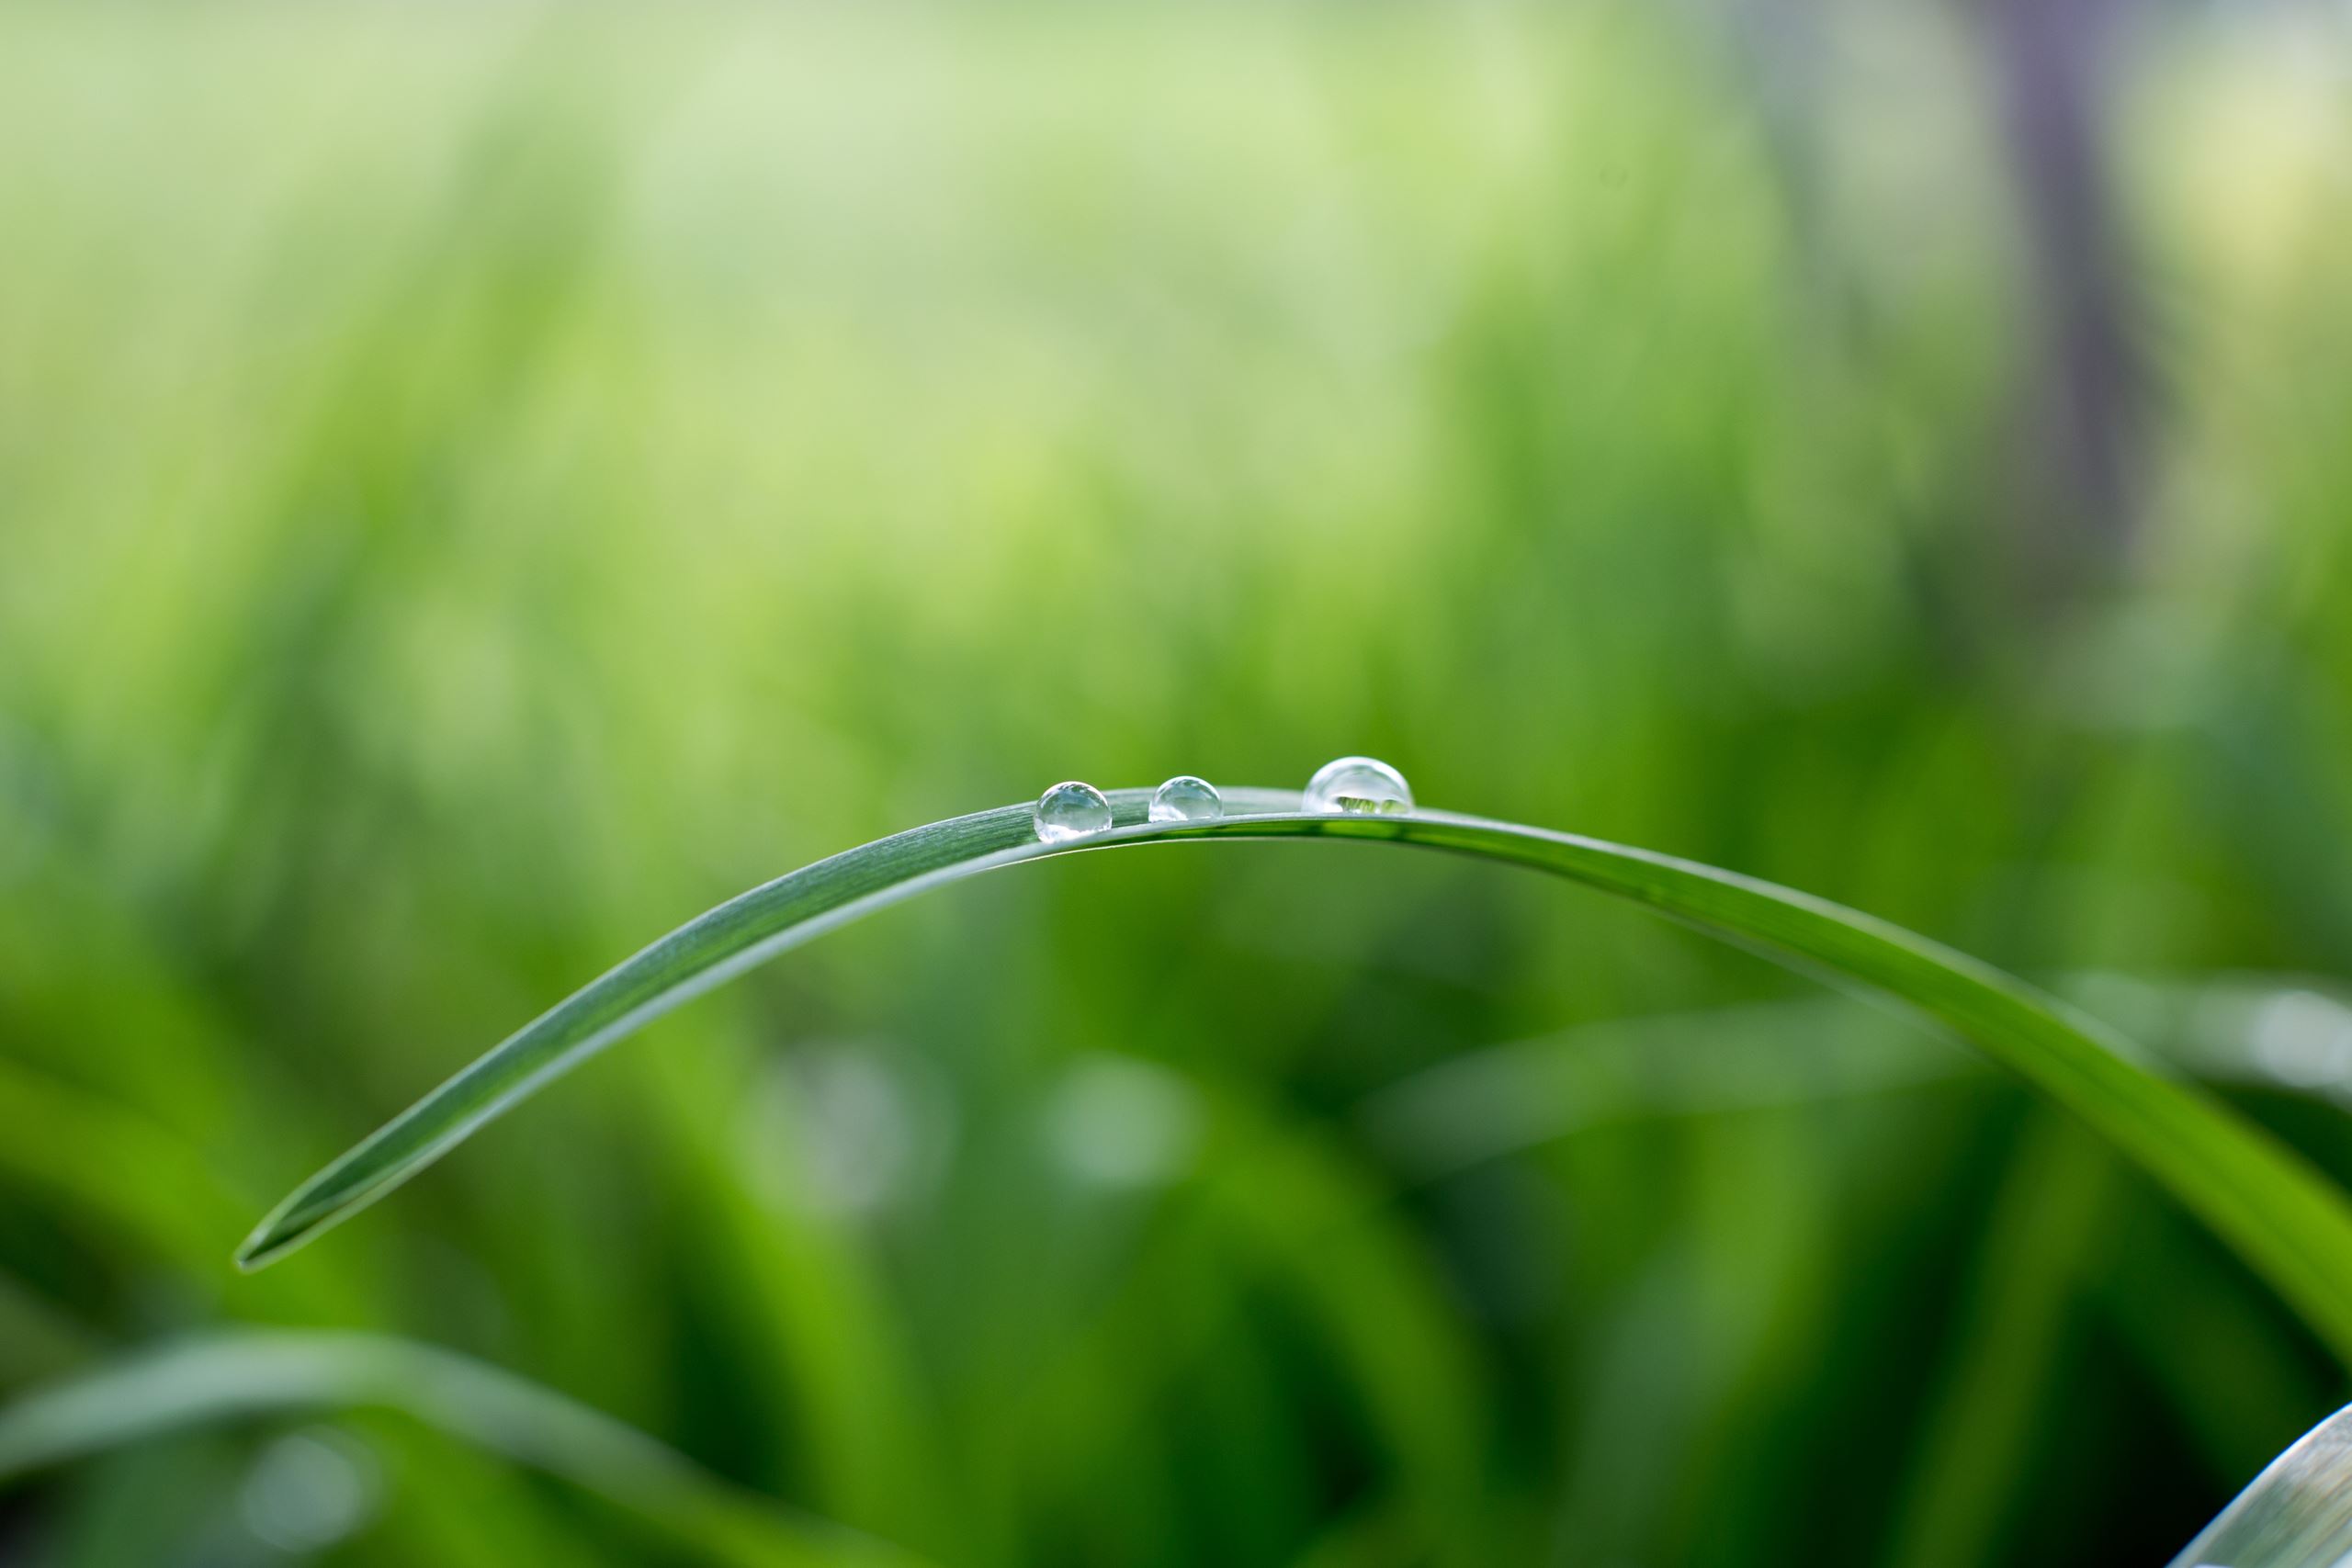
[2166,1403,2352,1567]
[238,788,2352,1373]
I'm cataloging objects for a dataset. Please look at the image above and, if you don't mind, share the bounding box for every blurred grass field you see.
[5,3,2352,1564]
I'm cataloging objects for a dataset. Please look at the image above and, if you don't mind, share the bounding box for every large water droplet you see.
[1303,756,1414,816]
[1034,780,1114,843]
[1149,775,1224,823]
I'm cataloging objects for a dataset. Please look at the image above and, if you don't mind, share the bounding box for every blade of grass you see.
[0,1330,930,1568]
[2165,1403,2352,1568]
[1357,997,1976,1179]
[1883,1113,2118,1568]
[237,787,2352,1373]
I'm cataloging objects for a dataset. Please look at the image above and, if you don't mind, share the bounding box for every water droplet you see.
[1303,756,1414,816]
[1148,775,1224,823]
[1034,780,1114,843]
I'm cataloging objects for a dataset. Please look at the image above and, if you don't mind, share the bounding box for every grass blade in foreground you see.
[239,787,2352,1370]
[0,1331,929,1568]
[2165,1404,2352,1568]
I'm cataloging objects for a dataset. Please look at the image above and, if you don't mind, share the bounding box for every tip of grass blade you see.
[233,1192,324,1272]
[233,1185,373,1272]
[234,1137,433,1272]
[232,1230,287,1273]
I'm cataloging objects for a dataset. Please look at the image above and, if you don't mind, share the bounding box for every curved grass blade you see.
[2165,1403,2352,1567]
[238,788,2352,1371]
[0,1330,929,1568]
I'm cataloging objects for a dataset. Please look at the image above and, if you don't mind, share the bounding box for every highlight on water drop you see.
[1302,756,1413,816]
[1033,781,1114,844]
[1148,775,1224,823]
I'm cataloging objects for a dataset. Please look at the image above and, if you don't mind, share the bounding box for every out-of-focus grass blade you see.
[0,1331,928,1568]
[1883,1114,2118,1568]
[2167,1404,2352,1568]
[237,788,2352,1371]
[1357,998,1975,1179]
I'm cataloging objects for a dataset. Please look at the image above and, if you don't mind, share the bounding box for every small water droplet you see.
[1148,775,1224,823]
[1034,780,1114,843]
[1303,756,1413,816]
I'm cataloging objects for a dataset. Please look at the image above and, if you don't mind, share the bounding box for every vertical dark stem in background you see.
[1986,0,2144,588]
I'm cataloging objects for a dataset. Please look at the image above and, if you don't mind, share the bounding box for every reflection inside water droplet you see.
[1302,756,1414,816]
[1034,781,1114,844]
[1149,775,1223,823]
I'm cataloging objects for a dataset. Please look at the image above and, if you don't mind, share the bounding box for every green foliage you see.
[5,3,2352,1565]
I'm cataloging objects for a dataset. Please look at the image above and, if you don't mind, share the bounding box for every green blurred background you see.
[5,2,2352,1563]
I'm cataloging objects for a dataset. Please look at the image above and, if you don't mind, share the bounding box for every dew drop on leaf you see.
[1302,756,1413,816]
[1034,781,1114,843]
[1148,775,1224,823]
